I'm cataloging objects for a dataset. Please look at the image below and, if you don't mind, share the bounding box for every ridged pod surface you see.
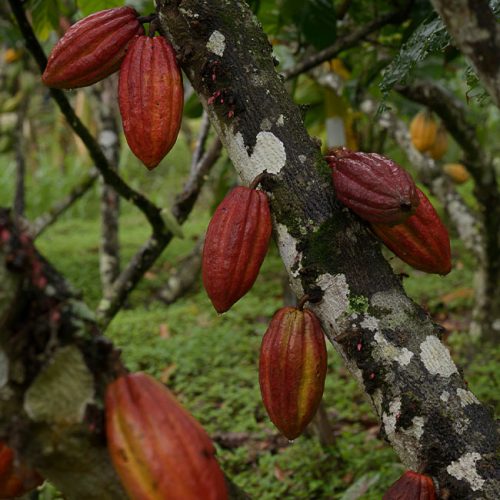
[409,111,438,152]
[383,471,436,500]
[118,35,184,169]
[42,7,144,89]
[327,147,419,225]
[106,372,228,500]
[372,188,451,275]
[0,442,43,498]
[202,186,272,313]
[259,307,327,440]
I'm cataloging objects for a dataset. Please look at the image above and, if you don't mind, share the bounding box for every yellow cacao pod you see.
[428,125,448,160]
[409,111,437,153]
[443,163,470,184]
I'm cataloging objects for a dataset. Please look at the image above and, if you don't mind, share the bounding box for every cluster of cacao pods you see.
[409,110,448,161]
[326,147,451,275]
[42,6,183,169]
[259,304,328,439]
[202,176,272,313]
[383,470,436,499]
[0,441,43,498]
[106,372,228,499]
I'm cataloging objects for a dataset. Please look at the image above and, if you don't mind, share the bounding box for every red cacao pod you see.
[372,188,451,275]
[42,7,144,89]
[0,441,43,498]
[259,307,327,440]
[202,186,272,313]
[118,35,184,169]
[106,372,227,500]
[383,470,436,500]
[326,147,419,225]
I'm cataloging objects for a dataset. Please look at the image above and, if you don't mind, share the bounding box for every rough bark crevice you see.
[158,1,499,497]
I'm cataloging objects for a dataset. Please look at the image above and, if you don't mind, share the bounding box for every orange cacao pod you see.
[428,125,448,160]
[409,110,438,152]
[326,147,419,225]
[383,470,436,500]
[259,307,327,440]
[372,188,451,275]
[0,442,43,498]
[42,7,144,89]
[443,163,470,184]
[118,35,184,169]
[202,186,272,313]
[106,372,227,500]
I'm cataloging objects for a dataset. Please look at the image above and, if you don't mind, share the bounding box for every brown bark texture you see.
[157,1,499,498]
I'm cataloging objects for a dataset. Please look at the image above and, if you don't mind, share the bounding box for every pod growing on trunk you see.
[202,185,272,313]
[118,35,184,169]
[106,372,227,500]
[383,470,436,500]
[326,147,419,225]
[42,7,144,89]
[371,188,451,275]
[259,306,327,440]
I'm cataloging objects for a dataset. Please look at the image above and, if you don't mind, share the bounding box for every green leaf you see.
[78,0,124,17]
[379,15,450,98]
[184,92,203,119]
[281,0,336,49]
[30,0,61,41]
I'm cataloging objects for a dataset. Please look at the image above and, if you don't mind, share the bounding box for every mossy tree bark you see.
[157,0,499,497]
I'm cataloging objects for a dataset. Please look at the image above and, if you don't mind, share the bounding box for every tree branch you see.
[96,138,222,330]
[429,0,500,107]
[157,1,499,497]
[282,2,413,80]
[31,169,99,238]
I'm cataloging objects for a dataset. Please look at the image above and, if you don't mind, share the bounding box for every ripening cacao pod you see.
[372,188,451,275]
[409,110,438,152]
[326,147,419,225]
[259,307,327,440]
[118,35,184,169]
[443,163,470,184]
[428,125,448,160]
[383,470,436,500]
[0,441,43,498]
[106,372,228,500]
[202,186,272,313]
[42,7,144,89]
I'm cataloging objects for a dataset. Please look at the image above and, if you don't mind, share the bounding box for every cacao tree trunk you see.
[157,1,499,498]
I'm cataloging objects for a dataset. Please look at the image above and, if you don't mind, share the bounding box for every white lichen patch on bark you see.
[275,222,303,285]
[371,388,383,417]
[206,30,226,57]
[457,388,480,407]
[383,397,401,437]
[315,273,349,322]
[383,397,424,470]
[24,345,94,424]
[277,114,285,126]
[362,315,414,367]
[221,127,287,183]
[420,336,458,377]
[454,417,471,435]
[0,349,8,388]
[447,452,485,491]
[440,390,450,402]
